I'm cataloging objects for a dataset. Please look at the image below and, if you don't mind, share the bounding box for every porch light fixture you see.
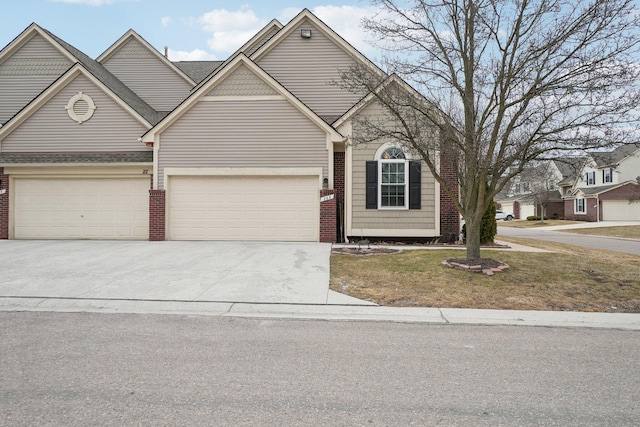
[300,29,312,38]
[323,177,328,189]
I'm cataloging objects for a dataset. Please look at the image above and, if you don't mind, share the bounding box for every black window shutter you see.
[366,161,378,209]
[409,161,421,209]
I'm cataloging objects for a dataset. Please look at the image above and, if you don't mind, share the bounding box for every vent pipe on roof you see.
[164,46,168,59]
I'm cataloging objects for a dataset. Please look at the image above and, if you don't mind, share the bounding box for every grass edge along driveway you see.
[330,236,640,313]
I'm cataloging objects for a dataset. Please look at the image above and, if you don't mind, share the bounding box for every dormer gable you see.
[250,9,385,121]
[0,24,76,125]
[98,30,195,112]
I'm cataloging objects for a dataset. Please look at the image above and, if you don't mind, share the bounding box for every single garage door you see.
[168,175,319,241]
[602,200,640,221]
[14,178,149,239]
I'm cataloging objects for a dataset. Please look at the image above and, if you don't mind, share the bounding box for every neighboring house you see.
[564,145,640,222]
[0,9,459,242]
[496,160,568,219]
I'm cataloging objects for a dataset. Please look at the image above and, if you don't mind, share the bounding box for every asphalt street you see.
[2,312,639,426]
[497,225,640,256]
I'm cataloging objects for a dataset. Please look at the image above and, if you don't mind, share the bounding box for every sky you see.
[0,0,382,61]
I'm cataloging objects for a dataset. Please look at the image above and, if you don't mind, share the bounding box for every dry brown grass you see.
[330,239,640,312]
[559,225,640,239]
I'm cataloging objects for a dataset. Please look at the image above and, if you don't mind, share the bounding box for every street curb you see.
[1,297,639,330]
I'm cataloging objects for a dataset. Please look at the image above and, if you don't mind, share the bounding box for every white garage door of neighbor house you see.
[14,178,150,239]
[168,175,319,241]
[602,200,640,221]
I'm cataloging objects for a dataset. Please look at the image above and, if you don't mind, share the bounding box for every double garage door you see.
[13,178,149,240]
[168,175,319,241]
[602,200,640,221]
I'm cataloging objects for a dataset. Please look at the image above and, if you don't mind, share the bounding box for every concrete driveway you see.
[0,240,355,305]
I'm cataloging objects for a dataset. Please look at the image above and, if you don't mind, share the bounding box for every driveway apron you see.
[0,241,332,304]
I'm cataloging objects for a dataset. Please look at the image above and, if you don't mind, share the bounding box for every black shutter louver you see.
[366,161,377,209]
[409,161,421,209]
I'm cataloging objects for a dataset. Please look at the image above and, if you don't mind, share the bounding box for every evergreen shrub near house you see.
[462,202,497,244]
[527,216,549,221]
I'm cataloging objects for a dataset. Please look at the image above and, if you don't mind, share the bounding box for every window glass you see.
[379,147,407,208]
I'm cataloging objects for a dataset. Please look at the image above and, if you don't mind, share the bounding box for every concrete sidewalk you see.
[2,297,639,331]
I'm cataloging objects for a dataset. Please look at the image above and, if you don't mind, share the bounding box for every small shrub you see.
[527,215,549,221]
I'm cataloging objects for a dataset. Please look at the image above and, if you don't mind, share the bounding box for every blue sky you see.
[1,0,380,61]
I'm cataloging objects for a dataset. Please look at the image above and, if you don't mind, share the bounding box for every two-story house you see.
[0,9,460,242]
[564,144,640,221]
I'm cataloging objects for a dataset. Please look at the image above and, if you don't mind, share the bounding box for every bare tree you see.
[341,0,640,260]
[529,161,561,223]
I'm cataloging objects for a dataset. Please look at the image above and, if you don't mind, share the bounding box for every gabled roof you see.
[589,143,640,167]
[570,181,638,197]
[334,73,445,129]
[0,23,160,128]
[97,29,196,86]
[554,157,586,187]
[141,53,344,143]
[0,23,77,65]
[0,63,155,139]
[250,9,383,77]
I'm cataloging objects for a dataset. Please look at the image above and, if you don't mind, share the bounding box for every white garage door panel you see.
[14,178,149,239]
[602,200,640,221]
[169,175,319,241]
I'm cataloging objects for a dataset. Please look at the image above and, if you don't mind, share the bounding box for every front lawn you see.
[330,238,640,312]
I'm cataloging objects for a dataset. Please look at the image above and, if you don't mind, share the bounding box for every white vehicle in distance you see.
[495,209,514,221]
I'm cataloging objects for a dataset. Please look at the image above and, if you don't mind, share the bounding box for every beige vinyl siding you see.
[350,102,437,231]
[243,26,281,57]
[256,19,365,119]
[2,74,148,152]
[101,38,193,112]
[208,64,277,97]
[158,99,328,189]
[0,34,73,124]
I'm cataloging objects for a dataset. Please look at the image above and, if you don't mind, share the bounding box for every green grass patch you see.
[559,225,640,239]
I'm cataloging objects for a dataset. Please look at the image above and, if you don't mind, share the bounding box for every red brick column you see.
[149,189,166,241]
[439,148,460,243]
[320,189,336,243]
[0,168,8,239]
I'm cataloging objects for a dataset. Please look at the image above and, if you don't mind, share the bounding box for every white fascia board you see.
[0,24,77,65]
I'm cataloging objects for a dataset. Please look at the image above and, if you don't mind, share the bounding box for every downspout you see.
[595,195,600,222]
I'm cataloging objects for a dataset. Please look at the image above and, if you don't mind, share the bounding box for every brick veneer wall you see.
[320,189,336,243]
[564,198,598,221]
[439,147,460,243]
[149,189,166,241]
[0,168,8,239]
[513,201,521,219]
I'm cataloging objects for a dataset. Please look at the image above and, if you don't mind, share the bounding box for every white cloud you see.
[49,0,136,5]
[161,16,171,28]
[310,5,380,54]
[167,48,218,62]
[197,6,266,54]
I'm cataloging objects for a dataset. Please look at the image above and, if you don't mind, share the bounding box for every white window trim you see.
[374,145,410,210]
[586,171,595,186]
[575,197,586,214]
[603,168,613,184]
[378,158,409,210]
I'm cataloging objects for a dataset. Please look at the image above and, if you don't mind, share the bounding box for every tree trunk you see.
[465,216,482,260]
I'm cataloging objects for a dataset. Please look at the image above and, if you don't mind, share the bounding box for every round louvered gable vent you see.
[66,92,96,124]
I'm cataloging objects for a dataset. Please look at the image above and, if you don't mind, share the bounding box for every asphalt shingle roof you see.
[0,152,152,164]
[42,28,161,126]
[173,61,224,84]
[589,143,640,167]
